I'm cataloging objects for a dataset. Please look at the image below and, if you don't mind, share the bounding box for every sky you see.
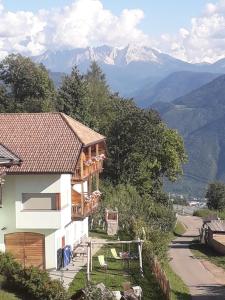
[0,0,224,63]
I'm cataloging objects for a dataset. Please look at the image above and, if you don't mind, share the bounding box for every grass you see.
[190,241,225,270]
[69,229,164,299]
[173,221,186,237]
[163,261,190,300]
[164,220,190,299]
[0,276,21,300]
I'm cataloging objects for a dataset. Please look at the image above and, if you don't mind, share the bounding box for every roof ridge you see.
[0,112,60,115]
[59,113,84,145]
[63,113,105,138]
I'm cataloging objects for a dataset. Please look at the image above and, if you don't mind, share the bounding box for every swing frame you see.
[85,239,144,282]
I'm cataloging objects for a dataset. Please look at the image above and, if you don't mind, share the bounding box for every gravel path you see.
[169,215,225,299]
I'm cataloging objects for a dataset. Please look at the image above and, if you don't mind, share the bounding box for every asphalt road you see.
[169,215,225,299]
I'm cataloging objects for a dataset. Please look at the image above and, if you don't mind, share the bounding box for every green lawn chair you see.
[98,255,108,270]
[111,248,122,260]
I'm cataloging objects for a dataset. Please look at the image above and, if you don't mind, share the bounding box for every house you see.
[202,220,225,255]
[0,112,106,270]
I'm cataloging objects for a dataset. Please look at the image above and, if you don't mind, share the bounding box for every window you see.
[22,193,61,210]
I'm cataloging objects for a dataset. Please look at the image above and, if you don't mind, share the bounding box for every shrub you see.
[0,252,67,300]
[193,209,217,218]
[82,283,114,300]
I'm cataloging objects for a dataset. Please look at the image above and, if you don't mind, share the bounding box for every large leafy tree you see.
[206,182,225,210]
[0,54,56,112]
[105,104,187,196]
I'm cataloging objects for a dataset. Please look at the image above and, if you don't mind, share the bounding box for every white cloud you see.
[0,0,150,58]
[161,0,225,63]
[1,0,225,63]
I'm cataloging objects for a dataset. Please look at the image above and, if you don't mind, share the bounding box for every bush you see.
[82,283,114,300]
[193,209,217,218]
[0,252,67,300]
[193,208,225,221]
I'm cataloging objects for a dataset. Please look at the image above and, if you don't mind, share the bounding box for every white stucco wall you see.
[72,181,88,193]
[0,173,77,269]
[16,174,71,229]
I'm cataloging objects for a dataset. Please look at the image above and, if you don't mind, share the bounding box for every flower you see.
[84,159,94,166]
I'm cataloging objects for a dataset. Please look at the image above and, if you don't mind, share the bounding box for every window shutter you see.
[55,193,61,210]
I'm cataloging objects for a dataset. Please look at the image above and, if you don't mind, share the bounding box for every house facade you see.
[0,113,106,270]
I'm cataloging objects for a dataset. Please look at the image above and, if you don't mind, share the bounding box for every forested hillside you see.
[157,75,225,196]
[134,71,220,107]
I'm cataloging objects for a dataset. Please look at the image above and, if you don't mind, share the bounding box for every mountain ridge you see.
[157,74,225,196]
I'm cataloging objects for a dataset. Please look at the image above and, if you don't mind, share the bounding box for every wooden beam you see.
[80,240,144,245]
[87,242,91,281]
[80,151,84,179]
[81,181,84,215]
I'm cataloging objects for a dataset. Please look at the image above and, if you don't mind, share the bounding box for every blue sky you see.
[3,0,218,36]
[0,0,224,63]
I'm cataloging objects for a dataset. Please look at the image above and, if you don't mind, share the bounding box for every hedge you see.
[0,252,67,300]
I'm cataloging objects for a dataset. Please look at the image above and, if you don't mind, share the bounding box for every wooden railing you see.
[152,257,171,300]
[72,159,104,182]
[71,192,100,220]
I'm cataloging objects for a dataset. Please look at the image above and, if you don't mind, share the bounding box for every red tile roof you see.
[0,113,105,174]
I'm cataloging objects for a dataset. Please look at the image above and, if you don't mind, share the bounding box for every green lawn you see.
[190,241,225,270]
[69,230,164,300]
[0,291,21,300]
[0,276,21,300]
[163,261,190,300]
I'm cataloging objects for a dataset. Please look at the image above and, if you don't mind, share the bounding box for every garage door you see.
[5,232,45,269]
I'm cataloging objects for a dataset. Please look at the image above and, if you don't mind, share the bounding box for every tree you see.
[0,85,9,112]
[206,182,225,210]
[57,66,89,122]
[105,104,187,196]
[0,54,56,112]
[85,61,113,132]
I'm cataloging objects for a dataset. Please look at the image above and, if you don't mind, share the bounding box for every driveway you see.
[169,215,225,299]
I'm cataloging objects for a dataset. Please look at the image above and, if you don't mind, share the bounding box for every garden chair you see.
[98,255,108,270]
[111,248,122,260]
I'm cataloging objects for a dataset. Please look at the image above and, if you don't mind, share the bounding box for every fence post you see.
[151,257,171,300]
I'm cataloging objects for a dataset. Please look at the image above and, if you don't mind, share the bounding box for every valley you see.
[41,44,225,197]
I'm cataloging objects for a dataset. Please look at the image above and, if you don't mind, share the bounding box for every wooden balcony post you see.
[81,181,84,215]
[80,151,84,179]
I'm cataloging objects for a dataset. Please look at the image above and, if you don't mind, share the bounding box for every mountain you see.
[49,71,65,88]
[156,75,225,196]
[133,71,220,108]
[33,45,202,96]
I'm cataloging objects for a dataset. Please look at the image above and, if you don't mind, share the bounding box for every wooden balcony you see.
[72,159,104,183]
[71,190,100,220]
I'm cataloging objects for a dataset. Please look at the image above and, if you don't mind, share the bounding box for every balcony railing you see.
[71,191,101,220]
[72,155,105,182]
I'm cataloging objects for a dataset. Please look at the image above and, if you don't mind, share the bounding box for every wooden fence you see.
[152,257,171,300]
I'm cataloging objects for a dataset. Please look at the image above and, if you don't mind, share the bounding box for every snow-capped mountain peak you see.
[33,45,163,71]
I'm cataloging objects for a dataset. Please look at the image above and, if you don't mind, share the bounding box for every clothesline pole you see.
[87,242,91,282]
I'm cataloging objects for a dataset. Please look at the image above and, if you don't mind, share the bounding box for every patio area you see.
[49,237,106,288]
